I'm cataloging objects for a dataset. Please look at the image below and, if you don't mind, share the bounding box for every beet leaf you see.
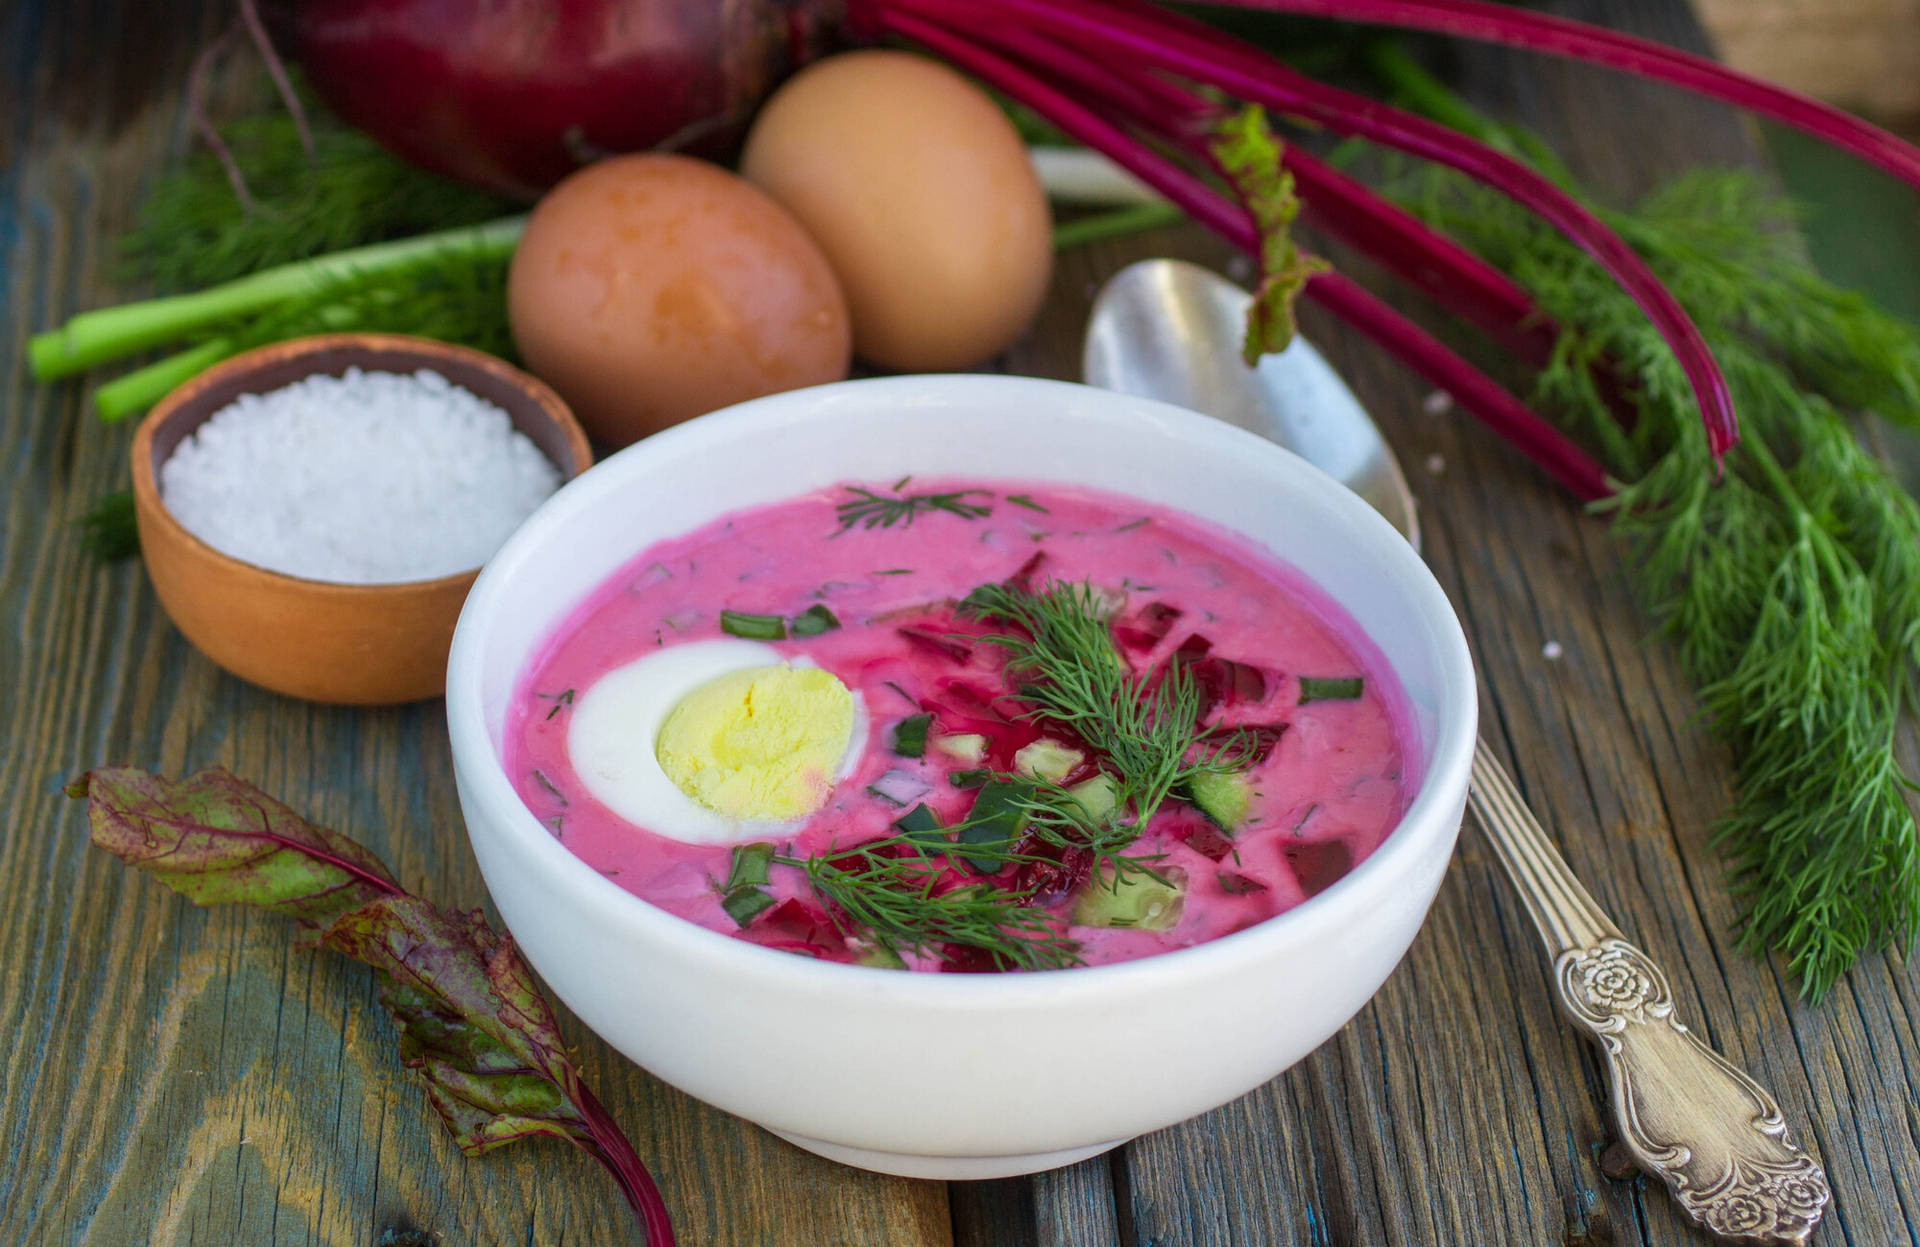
[69,766,674,1245]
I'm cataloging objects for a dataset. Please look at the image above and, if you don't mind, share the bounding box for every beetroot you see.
[739,897,852,960]
[293,0,843,199]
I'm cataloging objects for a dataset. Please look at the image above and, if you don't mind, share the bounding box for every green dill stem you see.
[93,338,235,422]
[1051,202,1184,250]
[29,216,525,381]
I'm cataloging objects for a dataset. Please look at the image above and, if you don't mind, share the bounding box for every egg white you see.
[566,637,868,845]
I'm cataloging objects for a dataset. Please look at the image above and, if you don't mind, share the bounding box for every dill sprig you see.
[962,579,1254,835]
[778,834,1081,971]
[833,483,994,534]
[123,92,514,293]
[1389,147,1920,997]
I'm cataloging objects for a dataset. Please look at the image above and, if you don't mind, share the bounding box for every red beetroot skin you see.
[293,0,844,199]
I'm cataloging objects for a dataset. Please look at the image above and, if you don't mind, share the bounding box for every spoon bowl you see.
[1083,258,1419,547]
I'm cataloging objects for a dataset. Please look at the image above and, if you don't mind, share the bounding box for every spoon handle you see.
[1465,740,1829,1244]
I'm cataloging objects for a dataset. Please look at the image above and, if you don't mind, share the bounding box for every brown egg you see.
[740,50,1053,372]
[508,153,851,447]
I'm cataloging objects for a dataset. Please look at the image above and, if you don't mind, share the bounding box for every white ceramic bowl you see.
[447,374,1476,1180]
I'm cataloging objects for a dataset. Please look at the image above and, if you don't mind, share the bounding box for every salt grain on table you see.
[160,368,562,584]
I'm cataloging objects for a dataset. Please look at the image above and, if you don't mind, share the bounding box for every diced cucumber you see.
[1066,773,1121,821]
[1070,864,1188,930]
[857,943,908,970]
[1014,738,1084,782]
[1187,770,1253,832]
[931,733,988,764]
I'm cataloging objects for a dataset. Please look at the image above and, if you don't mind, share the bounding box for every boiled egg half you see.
[567,638,867,844]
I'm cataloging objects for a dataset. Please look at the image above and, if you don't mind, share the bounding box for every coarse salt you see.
[160,367,563,584]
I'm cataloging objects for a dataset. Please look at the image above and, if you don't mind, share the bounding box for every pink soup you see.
[507,478,1415,971]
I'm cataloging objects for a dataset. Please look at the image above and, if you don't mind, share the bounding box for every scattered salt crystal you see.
[160,367,563,584]
[1542,640,1564,661]
[1422,390,1454,416]
[1424,452,1446,475]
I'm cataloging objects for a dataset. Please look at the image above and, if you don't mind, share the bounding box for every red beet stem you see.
[972,16,1559,369]
[874,5,1611,500]
[1203,0,1920,194]
[574,1079,677,1245]
[958,0,1737,460]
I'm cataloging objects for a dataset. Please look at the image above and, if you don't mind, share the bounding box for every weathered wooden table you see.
[5,1,1917,1243]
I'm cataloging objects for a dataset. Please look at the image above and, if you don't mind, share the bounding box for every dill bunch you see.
[1393,160,1920,998]
[123,99,515,293]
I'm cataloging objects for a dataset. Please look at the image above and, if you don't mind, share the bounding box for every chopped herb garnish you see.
[872,568,915,576]
[720,887,777,928]
[717,843,778,927]
[531,769,567,805]
[724,843,775,892]
[542,688,575,721]
[890,713,933,758]
[948,768,993,788]
[883,680,917,706]
[719,610,787,640]
[789,604,841,637]
[1113,517,1151,533]
[834,484,993,534]
[1005,494,1050,514]
[891,803,946,843]
[1298,676,1365,703]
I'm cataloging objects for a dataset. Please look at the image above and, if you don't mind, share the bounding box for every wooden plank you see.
[0,3,952,1243]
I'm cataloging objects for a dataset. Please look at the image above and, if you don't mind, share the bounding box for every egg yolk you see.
[655,665,853,821]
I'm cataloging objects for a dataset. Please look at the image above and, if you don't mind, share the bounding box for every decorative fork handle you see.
[1465,740,1829,1243]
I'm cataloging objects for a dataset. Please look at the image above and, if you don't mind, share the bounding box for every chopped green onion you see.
[890,713,933,758]
[790,604,841,637]
[956,780,1032,872]
[720,610,787,640]
[721,886,777,928]
[872,568,915,576]
[1298,676,1365,703]
[1004,494,1051,513]
[892,803,946,845]
[948,768,993,789]
[724,842,775,892]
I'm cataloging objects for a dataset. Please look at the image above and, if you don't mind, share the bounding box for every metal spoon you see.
[1083,259,1829,1245]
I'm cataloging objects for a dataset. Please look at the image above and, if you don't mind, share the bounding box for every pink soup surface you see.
[507,478,1417,971]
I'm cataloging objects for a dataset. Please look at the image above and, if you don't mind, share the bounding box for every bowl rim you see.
[447,373,1477,1002]
[131,331,594,595]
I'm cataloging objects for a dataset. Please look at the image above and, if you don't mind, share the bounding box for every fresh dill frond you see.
[77,490,139,563]
[1388,149,1920,998]
[833,484,994,534]
[961,579,1256,832]
[124,92,514,293]
[779,835,1081,971]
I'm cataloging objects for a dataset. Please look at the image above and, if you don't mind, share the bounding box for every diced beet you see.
[896,624,979,664]
[1172,633,1212,661]
[1284,839,1355,899]
[1200,722,1287,766]
[1216,870,1269,895]
[1008,551,1048,590]
[738,898,851,961]
[1182,824,1236,862]
[1011,841,1092,905]
[1114,601,1183,653]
